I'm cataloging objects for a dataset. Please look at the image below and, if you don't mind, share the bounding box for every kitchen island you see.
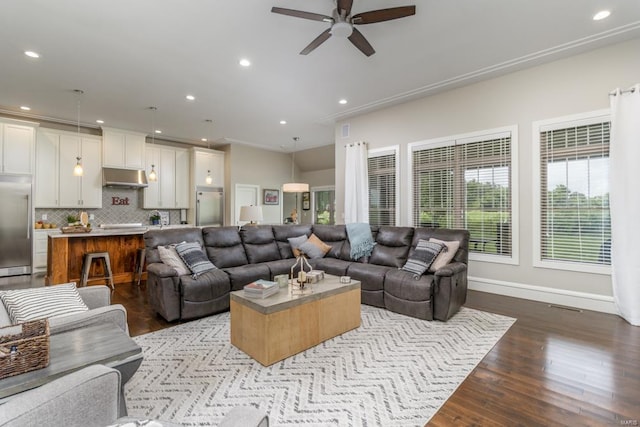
[46,227,148,286]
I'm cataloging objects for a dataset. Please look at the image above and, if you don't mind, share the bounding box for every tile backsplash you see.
[35,187,183,227]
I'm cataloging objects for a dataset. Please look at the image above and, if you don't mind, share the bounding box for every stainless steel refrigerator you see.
[195,186,224,226]
[0,174,32,277]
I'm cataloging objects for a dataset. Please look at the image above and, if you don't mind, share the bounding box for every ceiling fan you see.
[271,0,416,57]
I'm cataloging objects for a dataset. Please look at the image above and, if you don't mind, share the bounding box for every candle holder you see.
[290,253,313,295]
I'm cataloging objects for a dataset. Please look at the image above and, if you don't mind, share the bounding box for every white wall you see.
[334,38,640,313]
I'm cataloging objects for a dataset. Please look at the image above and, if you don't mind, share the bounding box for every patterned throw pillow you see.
[0,282,88,324]
[402,239,445,278]
[175,242,217,277]
[287,235,309,257]
[157,245,190,276]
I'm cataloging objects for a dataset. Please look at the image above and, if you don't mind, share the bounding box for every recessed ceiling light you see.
[201,138,208,142]
[186,94,195,101]
[155,130,162,134]
[239,58,251,67]
[280,120,287,125]
[339,99,348,105]
[24,51,40,58]
[593,10,611,20]
[20,106,31,111]
[96,119,104,124]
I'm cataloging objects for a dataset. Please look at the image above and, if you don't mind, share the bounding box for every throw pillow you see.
[402,239,445,278]
[287,234,309,257]
[0,282,88,324]
[298,233,331,259]
[428,238,461,272]
[157,245,190,276]
[175,241,217,277]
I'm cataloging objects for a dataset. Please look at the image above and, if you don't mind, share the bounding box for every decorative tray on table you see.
[60,226,92,234]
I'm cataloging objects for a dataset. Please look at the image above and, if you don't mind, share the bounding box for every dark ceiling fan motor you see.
[271,0,416,57]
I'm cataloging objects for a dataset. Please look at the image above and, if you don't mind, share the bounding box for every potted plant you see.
[150,213,161,225]
[66,214,80,226]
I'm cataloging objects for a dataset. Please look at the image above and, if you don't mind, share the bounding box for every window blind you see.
[539,121,610,265]
[412,133,512,256]
[368,152,396,226]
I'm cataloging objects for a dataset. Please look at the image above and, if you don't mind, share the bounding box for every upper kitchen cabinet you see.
[0,118,38,175]
[191,147,225,188]
[143,145,189,209]
[102,127,146,169]
[35,129,102,208]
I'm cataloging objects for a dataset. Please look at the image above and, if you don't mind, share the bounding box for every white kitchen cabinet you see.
[175,148,189,208]
[33,229,57,274]
[191,147,224,188]
[0,119,37,174]
[143,145,189,209]
[35,129,102,208]
[102,127,146,169]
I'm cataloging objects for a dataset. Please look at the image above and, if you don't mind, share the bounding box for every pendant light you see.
[148,106,158,182]
[72,89,84,176]
[205,119,213,185]
[283,137,309,192]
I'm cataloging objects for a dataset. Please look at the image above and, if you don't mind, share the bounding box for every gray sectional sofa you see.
[144,225,470,323]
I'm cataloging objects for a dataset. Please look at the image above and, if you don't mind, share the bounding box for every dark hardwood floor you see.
[3,275,639,425]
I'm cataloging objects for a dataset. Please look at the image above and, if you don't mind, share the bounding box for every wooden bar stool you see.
[133,248,146,286]
[80,252,115,290]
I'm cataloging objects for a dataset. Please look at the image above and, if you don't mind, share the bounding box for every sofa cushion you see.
[175,242,217,277]
[144,227,204,264]
[347,263,392,292]
[368,226,414,268]
[429,238,461,272]
[385,269,435,301]
[311,225,347,259]
[222,264,271,291]
[241,226,282,264]
[287,235,308,257]
[299,234,331,259]
[203,227,249,268]
[308,258,351,276]
[273,225,312,259]
[0,282,88,324]
[157,245,190,276]
[402,239,444,278]
[180,269,230,301]
[412,227,470,265]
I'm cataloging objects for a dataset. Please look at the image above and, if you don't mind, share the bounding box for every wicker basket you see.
[0,319,50,380]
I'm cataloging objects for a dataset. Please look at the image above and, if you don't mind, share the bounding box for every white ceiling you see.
[2,1,639,152]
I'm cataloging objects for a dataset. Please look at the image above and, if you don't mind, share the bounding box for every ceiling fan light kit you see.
[271,2,416,57]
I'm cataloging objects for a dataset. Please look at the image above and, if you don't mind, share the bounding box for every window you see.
[534,111,611,273]
[313,188,335,225]
[368,147,398,226]
[409,127,517,262]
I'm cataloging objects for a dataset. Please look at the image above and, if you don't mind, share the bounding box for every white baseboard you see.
[468,276,618,314]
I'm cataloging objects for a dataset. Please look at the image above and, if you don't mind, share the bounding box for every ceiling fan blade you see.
[348,28,375,57]
[351,6,416,24]
[271,7,333,23]
[300,28,332,55]
[337,0,354,16]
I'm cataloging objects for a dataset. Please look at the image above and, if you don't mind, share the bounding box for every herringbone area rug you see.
[125,305,515,426]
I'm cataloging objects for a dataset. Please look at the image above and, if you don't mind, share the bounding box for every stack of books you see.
[243,279,279,299]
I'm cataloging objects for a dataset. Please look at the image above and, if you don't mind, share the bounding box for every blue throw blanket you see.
[346,222,376,260]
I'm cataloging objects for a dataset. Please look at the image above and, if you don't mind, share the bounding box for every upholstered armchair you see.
[0,284,128,335]
[0,365,269,427]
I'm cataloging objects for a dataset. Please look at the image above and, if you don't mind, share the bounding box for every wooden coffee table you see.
[230,274,361,366]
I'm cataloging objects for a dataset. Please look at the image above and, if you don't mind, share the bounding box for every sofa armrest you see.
[0,365,121,427]
[77,285,111,309]
[219,406,269,427]
[147,262,179,278]
[432,262,468,321]
[433,261,467,277]
[48,304,129,336]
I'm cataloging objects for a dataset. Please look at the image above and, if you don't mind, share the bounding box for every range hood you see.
[102,168,148,188]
